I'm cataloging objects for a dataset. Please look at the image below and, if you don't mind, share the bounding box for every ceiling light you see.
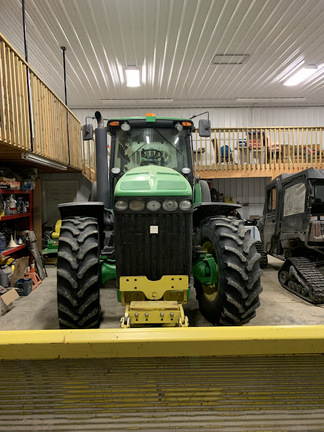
[236,97,306,103]
[212,54,249,65]
[284,66,318,86]
[125,67,140,87]
[21,153,67,170]
[101,98,173,105]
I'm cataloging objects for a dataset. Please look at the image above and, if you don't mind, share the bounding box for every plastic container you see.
[15,278,33,296]
[0,233,6,253]
[0,265,12,288]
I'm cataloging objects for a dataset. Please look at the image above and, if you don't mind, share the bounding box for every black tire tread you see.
[195,216,263,325]
[57,216,100,329]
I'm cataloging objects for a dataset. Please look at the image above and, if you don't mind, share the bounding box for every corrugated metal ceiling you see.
[1,0,324,109]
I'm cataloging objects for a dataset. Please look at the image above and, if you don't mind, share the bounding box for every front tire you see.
[57,216,101,329]
[194,216,263,325]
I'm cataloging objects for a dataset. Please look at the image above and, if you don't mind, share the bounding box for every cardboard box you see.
[9,181,20,190]
[0,288,19,315]
[0,180,20,190]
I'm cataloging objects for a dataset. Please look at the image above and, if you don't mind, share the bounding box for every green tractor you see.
[57,112,262,328]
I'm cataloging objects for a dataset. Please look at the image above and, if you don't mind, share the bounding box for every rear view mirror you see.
[198,119,211,137]
[82,124,93,141]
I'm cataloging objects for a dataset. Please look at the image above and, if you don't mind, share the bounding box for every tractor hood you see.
[114,166,192,197]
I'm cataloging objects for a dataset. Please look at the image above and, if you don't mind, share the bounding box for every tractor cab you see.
[109,116,193,168]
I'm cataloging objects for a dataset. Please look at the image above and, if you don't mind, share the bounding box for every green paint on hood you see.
[115,166,192,197]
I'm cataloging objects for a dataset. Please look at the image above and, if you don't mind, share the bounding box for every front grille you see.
[115,211,192,281]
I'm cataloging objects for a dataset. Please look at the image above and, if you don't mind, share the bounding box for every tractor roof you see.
[268,167,324,189]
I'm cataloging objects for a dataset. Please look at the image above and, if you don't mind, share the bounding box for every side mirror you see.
[82,124,93,141]
[198,119,211,137]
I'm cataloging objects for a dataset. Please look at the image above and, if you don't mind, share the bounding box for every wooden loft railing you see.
[194,127,324,179]
[0,33,93,178]
[82,137,96,182]
[82,126,324,182]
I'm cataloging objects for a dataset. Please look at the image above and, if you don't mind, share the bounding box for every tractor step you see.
[120,301,189,328]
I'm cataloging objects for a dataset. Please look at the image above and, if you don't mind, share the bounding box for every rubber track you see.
[196,216,263,325]
[57,217,100,328]
[279,257,324,304]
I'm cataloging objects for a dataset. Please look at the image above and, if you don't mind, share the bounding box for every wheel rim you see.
[201,240,218,302]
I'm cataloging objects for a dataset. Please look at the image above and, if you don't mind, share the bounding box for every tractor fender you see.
[193,202,241,228]
[58,202,105,247]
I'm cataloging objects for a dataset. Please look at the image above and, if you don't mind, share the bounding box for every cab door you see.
[263,182,280,253]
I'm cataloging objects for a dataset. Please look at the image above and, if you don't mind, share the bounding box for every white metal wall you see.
[72,106,324,129]
[211,177,270,220]
[40,173,92,226]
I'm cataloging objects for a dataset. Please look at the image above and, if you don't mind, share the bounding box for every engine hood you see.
[114,166,192,197]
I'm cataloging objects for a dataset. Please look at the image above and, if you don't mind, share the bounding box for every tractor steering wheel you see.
[141,148,163,160]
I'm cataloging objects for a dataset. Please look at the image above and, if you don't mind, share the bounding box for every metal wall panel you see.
[73,106,324,128]
[211,176,270,220]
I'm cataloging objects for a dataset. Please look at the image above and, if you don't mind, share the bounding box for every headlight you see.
[115,200,128,211]
[147,200,161,211]
[179,200,192,211]
[162,199,178,211]
[129,199,145,211]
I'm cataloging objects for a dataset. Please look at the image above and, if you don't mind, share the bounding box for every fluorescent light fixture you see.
[21,153,67,170]
[236,97,306,103]
[101,98,173,105]
[284,66,318,86]
[212,54,249,65]
[125,67,140,87]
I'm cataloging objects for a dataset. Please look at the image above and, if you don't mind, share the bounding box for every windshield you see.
[113,127,190,173]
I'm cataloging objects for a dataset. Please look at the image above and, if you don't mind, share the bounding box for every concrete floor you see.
[1,256,324,330]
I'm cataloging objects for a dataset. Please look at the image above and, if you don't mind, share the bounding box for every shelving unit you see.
[0,189,33,257]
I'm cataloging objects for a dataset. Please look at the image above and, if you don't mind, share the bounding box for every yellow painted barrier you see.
[1,325,324,360]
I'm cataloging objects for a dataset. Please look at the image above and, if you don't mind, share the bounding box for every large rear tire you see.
[194,216,262,325]
[57,216,101,329]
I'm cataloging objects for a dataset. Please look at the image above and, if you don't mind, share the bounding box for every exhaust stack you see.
[95,111,109,208]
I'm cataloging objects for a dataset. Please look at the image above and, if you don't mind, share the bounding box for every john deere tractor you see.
[57,112,262,328]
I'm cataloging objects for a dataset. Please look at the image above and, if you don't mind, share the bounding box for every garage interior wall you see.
[211,177,269,220]
[40,173,92,226]
[72,106,324,128]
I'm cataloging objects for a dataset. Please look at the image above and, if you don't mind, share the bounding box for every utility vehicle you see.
[259,168,324,303]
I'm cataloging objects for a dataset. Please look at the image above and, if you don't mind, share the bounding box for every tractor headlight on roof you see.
[162,199,178,211]
[179,199,192,211]
[115,200,128,211]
